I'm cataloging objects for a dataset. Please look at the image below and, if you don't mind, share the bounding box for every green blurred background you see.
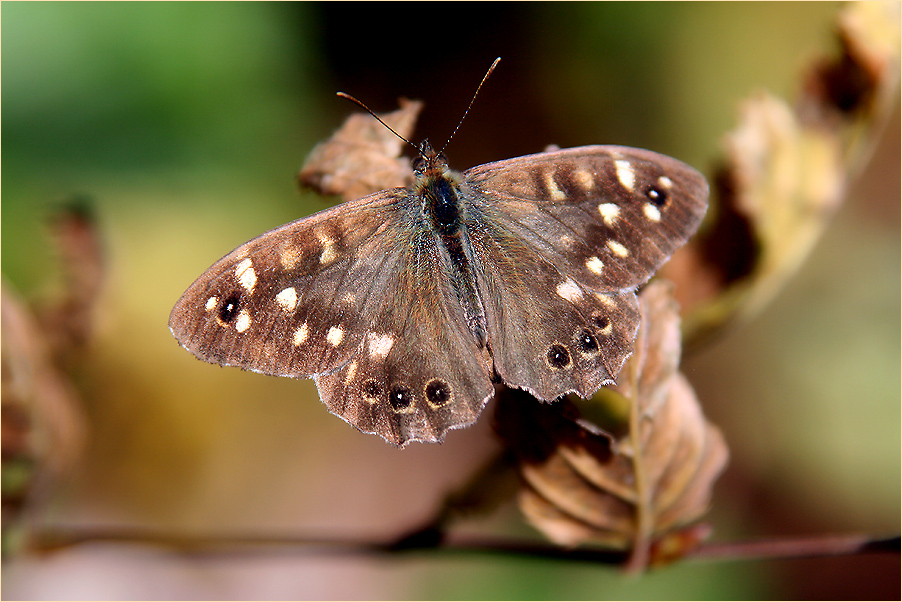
[3,2,898,599]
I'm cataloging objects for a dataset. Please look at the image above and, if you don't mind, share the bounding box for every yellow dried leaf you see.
[666,2,899,343]
[730,93,844,285]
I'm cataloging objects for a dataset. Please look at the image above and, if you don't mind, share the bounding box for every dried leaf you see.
[38,200,106,360]
[1,202,101,556]
[2,285,88,556]
[662,2,900,343]
[297,98,423,201]
[729,93,844,278]
[512,281,729,568]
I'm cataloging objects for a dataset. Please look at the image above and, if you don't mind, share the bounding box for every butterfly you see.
[169,131,708,446]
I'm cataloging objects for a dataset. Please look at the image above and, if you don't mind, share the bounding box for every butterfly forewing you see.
[169,190,411,378]
[464,146,709,291]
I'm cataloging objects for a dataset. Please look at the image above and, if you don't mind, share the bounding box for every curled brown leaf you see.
[298,98,423,201]
[509,281,729,569]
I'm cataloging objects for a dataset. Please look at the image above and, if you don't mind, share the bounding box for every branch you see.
[29,526,898,565]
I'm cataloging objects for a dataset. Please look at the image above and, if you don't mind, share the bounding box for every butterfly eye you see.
[425,379,452,408]
[217,293,241,323]
[645,185,669,207]
[389,384,414,412]
[546,344,573,370]
[591,314,613,336]
[575,329,600,355]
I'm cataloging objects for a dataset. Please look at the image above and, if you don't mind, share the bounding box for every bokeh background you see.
[3,3,899,599]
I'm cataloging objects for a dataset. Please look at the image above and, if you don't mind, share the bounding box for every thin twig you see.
[28,527,898,566]
[687,532,900,561]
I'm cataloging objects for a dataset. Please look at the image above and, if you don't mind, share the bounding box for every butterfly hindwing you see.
[469,215,641,400]
[315,229,494,445]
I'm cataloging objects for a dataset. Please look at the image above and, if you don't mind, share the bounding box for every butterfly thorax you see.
[421,172,464,236]
[412,143,488,347]
[413,141,466,234]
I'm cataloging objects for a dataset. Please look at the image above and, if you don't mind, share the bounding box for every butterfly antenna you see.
[336,91,425,158]
[439,57,501,156]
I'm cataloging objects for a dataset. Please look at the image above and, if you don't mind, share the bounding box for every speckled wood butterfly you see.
[169,72,708,447]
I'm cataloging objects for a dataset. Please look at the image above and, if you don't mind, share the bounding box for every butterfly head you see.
[412,140,450,179]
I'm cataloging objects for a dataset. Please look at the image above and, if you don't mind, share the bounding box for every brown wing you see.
[462,145,708,400]
[170,188,493,446]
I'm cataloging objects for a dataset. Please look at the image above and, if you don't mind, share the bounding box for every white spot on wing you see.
[595,293,616,307]
[586,256,604,274]
[368,333,395,358]
[280,246,301,269]
[556,278,584,302]
[344,359,358,384]
[316,230,333,245]
[545,172,567,201]
[327,325,344,346]
[317,230,337,264]
[658,175,673,188]
[607,240,630,257]
[275,287,298,311]
[643,203,662,222]
[574,168,595,190]
[598,202,620,226]
[615,160,635,191]
[293,322,309,346]
[205,296,218,311]
[320,244,337,264]
[235,310,252,333]
[235,258,257,292]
